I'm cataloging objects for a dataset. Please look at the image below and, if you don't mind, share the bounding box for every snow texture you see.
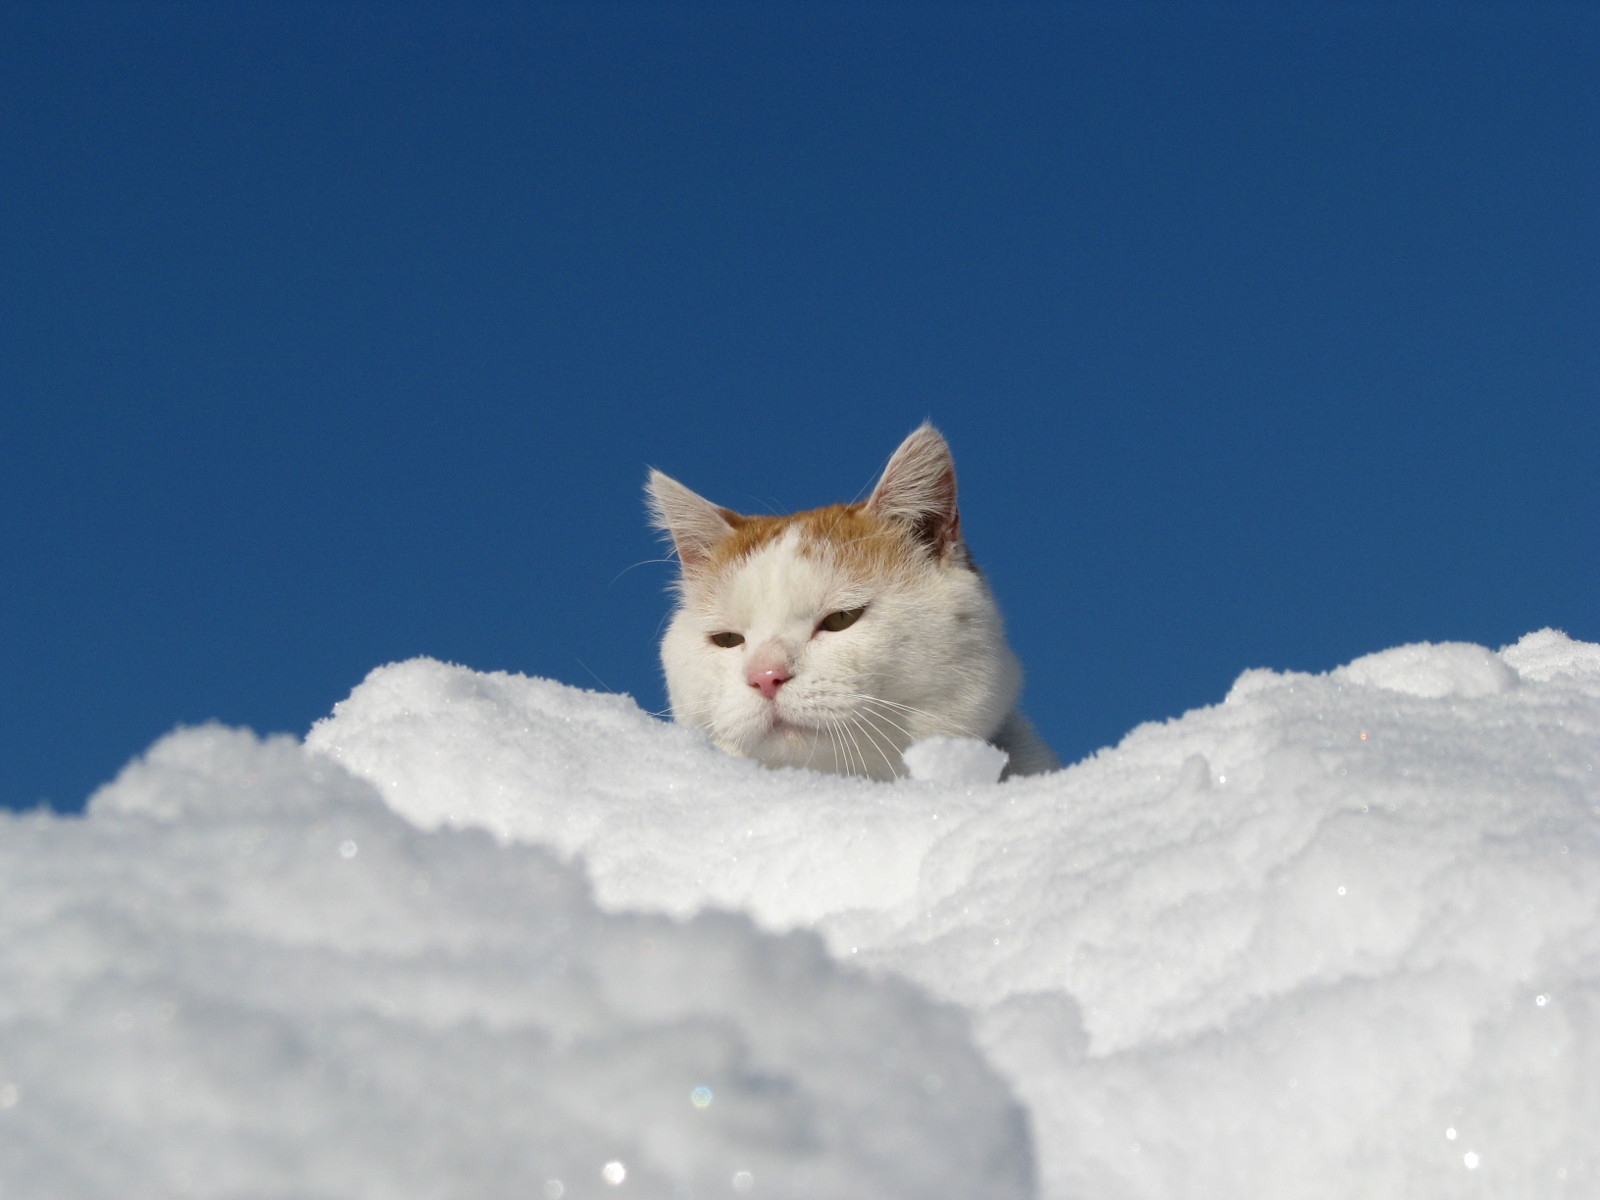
[903,735,1011,785]
[4,629,1598,1198]
[0,731,1028,1199]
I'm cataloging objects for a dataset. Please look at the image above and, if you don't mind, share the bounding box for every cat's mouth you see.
[760,705,826,738]
[764,710,807,734]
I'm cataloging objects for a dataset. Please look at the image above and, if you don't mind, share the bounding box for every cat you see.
[646,423,1058,781]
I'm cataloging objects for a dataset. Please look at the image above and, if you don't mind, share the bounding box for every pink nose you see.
[747,664,793,700]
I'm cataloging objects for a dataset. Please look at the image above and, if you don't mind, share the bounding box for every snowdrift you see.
[4,630,1598,1198]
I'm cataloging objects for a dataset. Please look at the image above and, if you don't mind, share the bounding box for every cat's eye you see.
[817,607,865,633]
[709,631,744,648]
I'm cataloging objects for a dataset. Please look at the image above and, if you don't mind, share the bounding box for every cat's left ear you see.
[866,423,963,560]
[647,469,737,572]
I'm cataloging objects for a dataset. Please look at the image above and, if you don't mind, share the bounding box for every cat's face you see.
[649,425,1020,779]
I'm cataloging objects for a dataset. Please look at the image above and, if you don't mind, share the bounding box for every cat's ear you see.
[647,469,737,572]
[867,423,963,559]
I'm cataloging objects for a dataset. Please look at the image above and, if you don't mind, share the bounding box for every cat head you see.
[647,423,1020,779]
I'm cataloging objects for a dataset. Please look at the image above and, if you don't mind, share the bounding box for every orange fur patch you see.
[698,503,925,580]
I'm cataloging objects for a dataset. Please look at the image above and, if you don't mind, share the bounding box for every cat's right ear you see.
[646,469,735,572]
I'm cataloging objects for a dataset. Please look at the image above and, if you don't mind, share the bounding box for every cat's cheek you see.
[661,622,731,734]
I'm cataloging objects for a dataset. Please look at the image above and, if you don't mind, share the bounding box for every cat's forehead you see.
[713,531,843,625]
[706,503,918,578]
[687,506,920,621]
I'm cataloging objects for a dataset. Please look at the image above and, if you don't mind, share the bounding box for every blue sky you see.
[4,1,1595,811]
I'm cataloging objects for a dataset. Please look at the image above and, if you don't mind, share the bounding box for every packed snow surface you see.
[0,733,1026,1200]
[5,630,1599,1197]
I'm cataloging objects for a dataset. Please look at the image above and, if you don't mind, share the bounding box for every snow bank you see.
[306,629,1600,1198]
[0,728,1030,1199]
[5,631,1596,1199]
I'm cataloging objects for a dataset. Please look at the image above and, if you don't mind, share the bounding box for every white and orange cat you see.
[647,423,1058,780]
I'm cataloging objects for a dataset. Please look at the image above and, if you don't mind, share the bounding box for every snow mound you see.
[1334,638,1518,698]
[0,726,1030,1200]
[5,630,1596,1198]
[307,628,1600,1198]
[903,736,1010,785]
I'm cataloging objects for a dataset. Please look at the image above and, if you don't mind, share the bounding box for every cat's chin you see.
[764,708,824,737]
[761,706,865,746]
[739,711,822,751]
[721,709,908,780]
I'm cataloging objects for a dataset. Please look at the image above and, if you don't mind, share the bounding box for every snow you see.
[0,729,1027,1200]
[5,631,1599,1197]
[902,735,1011,785]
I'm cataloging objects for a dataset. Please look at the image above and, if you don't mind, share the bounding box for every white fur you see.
[645,469,733,570]
[649,426,1059,780]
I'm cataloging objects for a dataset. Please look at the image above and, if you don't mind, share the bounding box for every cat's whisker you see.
[858,708,912,766]
[839,693,931,743]
[610,556,679,586]
[821,720,853,777]
[806,718,828,766]
[855,692,942,722]
[844,698,898,741]
[852,702,916,744]
[846,711,900,779]
[835,723,863,778]
[838,719,871,778]
[857,720,888,778]
[663,699,717,720]
[838,713,864,780]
